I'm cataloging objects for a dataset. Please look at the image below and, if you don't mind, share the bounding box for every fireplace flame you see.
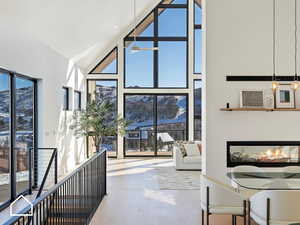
[260,148,288,161]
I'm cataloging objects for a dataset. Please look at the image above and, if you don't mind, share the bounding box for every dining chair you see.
[200,174,248,225]
[250,190,300,225]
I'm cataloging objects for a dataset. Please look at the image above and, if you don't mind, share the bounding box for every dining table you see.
[227,171,300,190]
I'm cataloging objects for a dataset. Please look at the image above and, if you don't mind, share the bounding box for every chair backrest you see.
[200,174,245,209]
[250,190,300,221]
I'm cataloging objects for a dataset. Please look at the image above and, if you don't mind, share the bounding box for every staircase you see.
[4,150,107,225]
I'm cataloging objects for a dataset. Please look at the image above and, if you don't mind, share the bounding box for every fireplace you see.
[227,141,300,167]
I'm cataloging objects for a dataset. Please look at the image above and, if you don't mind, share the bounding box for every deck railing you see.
[5,150,107,225]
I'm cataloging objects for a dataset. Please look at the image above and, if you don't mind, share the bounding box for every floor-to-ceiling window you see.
[0,73,10,206]
[87,80,118,158]
[15,78,34,195]
[0,69,36,209]
[87,0,203,157]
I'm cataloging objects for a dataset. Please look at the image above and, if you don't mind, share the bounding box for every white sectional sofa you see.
[173,141,202,170]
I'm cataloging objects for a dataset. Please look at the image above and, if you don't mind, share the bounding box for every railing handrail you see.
[4,150,106,225]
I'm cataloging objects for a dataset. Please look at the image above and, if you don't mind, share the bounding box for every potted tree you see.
[71,99,128,153]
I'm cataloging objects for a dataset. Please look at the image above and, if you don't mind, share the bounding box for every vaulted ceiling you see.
[0,0,161,72]
[1,0,202,73]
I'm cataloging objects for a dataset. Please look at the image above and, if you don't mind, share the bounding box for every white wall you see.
[203,0,300,181]
[0,25,87,178]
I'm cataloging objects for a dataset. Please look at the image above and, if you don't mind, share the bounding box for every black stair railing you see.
[4,150,107,225]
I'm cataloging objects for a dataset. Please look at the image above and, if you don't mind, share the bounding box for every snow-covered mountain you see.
[0,87,34,132]
[126,95,187,130]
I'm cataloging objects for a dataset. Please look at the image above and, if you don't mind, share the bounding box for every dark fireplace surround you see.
[227,141,300,167]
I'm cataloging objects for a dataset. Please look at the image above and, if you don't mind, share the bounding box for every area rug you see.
[154,167,201,190]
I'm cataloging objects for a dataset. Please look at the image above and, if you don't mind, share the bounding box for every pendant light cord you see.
[295,0,298,80]
[273,0,276,80]
[133,0,137,43]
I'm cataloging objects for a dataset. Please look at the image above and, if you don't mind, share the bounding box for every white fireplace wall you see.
[203,0,300,182]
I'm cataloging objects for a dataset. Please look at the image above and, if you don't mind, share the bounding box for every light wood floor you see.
[89,158,247,225]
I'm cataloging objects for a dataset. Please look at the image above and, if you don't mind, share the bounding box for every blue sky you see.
[96,80,116,87]
[103,2,202,85]
[0,74,8,91]
[0,73,33,91]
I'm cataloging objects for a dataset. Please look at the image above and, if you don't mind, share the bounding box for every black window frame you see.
[63,87,69,111]
[194,0,202,74]
[0,67,37,211]
[124,0,189,89]
[89,47,118,75]
[74,90,82,111]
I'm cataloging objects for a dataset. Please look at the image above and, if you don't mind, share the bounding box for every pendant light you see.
[272,0,279,91]
[292,0,299,90]
[131,0,159,53]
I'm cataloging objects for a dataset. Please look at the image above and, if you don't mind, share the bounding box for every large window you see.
[194,0,202,74]
[15,78,34,195]
[124,0,188,88]
[63,87,69,111]
[194,80,201,140]
[0,69,36,209]
[89,47,118,74]
[87,80,117,157]
[125,94,187,156]
[0,73,10,206]
[86,0,202,157]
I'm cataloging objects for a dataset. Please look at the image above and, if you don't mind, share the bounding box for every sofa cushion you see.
[185,143,200,156]
[183,156,201,164]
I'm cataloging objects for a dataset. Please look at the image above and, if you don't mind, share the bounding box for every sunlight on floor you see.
[144,188,177,206]
[89,158,236,225]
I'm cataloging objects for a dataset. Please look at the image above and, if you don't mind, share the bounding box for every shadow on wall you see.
[56,62,86,177]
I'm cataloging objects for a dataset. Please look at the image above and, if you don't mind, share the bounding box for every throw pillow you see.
[185,143,200,156]
[177,141,187,157]
[197,144,202,154]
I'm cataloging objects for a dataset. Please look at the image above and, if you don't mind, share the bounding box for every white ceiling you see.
[0,0,159,72]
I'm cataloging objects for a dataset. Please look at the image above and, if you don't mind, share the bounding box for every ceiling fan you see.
[131,0,159,53]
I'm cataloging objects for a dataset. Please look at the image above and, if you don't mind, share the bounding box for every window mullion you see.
[10,73,16,200]
[154,8,159,88]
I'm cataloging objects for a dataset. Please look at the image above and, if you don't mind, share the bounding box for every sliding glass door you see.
[0,70,36,210]
[125,95,155,156]
[15,78,34,195]
[0,73,10,205]
[157,95,187,156]
[125,94,187,156]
